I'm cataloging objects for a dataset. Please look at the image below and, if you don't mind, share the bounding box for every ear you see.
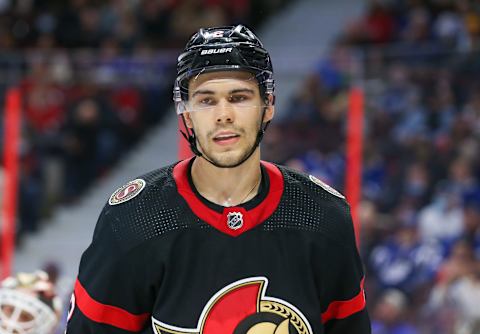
[183,112,194,129]
[263,95,275,123]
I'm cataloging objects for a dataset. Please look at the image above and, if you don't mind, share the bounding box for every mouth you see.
[213,132,241,146]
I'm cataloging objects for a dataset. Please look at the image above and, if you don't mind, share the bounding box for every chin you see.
[206,150,249,167]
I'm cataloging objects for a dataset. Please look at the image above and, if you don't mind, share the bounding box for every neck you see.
[191,150,262,207]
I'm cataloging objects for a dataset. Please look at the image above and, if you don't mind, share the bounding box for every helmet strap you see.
[179,115,203,157]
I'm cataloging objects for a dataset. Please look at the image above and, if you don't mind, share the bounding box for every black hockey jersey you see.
[65,158,370,334]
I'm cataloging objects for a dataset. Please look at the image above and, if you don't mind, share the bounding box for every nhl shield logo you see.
[227,212,243,230]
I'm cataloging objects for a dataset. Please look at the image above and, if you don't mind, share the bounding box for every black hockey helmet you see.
[173,24,274,111]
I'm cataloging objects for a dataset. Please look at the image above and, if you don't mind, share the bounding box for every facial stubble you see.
[194,118,262,168]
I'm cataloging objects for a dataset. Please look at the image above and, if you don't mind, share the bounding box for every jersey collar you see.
[173,157,284,237]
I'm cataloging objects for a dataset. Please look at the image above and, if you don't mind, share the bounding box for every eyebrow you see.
[191,88,255,98]
[191,89,214,98]
[230,88,255,95]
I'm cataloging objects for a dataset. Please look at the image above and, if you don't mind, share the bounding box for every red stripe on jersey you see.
[173,158,283,237]
[321,277,366,324]
[74,279,150,331]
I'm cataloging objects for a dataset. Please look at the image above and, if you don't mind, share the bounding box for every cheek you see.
[190,116,213,142]
[189,114,207,132]
[243,113,263,133]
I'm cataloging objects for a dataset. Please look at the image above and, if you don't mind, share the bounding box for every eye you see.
[199,97,215,105]
[229,94,249,103]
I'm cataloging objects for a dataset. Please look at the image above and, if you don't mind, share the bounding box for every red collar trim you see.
[173,158,284,237]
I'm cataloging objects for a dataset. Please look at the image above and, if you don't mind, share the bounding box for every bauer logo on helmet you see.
[200,48,233,56]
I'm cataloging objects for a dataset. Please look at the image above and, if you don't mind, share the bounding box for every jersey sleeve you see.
[65,207,157,333]
[319,205,371,334]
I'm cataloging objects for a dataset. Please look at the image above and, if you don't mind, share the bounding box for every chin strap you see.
[179,116,203,157]
[179,107,270,169]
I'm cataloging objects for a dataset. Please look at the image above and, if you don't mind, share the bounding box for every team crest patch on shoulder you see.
[109,179,146,205]
[309,175,345,199]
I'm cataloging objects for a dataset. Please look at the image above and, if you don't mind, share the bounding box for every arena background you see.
[1,0,480,333]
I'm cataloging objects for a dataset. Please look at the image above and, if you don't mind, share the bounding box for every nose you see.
[215,99,235,124]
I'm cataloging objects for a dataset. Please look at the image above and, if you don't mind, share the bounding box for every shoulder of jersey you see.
[277,165,346,201]
[307,174,346,200]
[276,165,354,245]
[98,163,182,252]
[108,164,175,206]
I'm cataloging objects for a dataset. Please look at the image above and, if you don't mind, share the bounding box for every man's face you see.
[184,71,274,167]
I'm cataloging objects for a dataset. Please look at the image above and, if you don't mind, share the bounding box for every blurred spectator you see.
[426,240,480,334]
[110,85,144,142]
[417,184,464,247]
[432,4,469,50]
[359,199,392,259]
[62,98,119,200]
[0,270,62,334]
[459,0,480,48]
[461,88,480,136]
[285,150,345,189]
[401,162,430,204]
[170,0,227,42]
[369,219,442,297]
[436,239,476,289]
[136,0,173,47]
[20,58,66,134]
[371,289,418,334]
[55,0,87,48]
[447,269,480,334]
[364,0,396,44]
[462,189,480,257]
[362,147,386,202]
[18,149,43,235]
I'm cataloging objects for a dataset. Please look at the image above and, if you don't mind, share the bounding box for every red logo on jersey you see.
[117,184,138,200]
[109,179,146,205]
[152,277,312,334]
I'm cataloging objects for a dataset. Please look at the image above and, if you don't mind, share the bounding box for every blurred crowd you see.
[345,0,480,51]
[263,0,480,333]
[0,0,287,50]
[0,0,289,243]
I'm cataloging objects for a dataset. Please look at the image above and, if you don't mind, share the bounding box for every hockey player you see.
[0,271,62,334]
[65,25,371,333]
